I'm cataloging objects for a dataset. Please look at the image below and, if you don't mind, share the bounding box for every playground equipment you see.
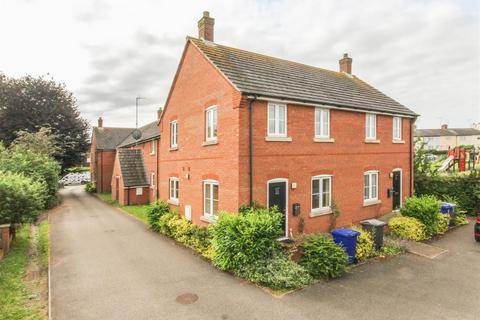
[438,147,478,172]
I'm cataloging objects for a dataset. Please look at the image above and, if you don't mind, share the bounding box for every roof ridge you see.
[188,36,344,77]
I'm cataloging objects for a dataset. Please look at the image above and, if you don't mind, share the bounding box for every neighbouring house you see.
[90,113,160,204]
[90,118,134,193]
[415,124,480,150]
[91,11,418,236]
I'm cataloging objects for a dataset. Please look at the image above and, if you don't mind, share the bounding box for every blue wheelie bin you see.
[331,228,361,264]
[440,202,457,226]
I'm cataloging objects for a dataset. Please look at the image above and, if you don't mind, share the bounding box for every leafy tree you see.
[12,127,59,157]
[0,171,46,225]
[414,139,437,175]
[0,73,89,169]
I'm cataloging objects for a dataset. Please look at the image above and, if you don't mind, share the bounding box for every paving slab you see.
[404,240,448,259]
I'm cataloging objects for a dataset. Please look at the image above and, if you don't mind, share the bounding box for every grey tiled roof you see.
[189,37,417,116]
[93,127,134,150]
[118,149,149,187]
[415,128,480,137]
[118,121,160,147]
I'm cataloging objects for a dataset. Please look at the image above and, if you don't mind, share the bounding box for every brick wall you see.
[238,99,413,234]
[158,41,242,226]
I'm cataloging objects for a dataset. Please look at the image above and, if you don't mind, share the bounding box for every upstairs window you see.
[205,106,218,141]
[364,171,378,202]
[393,117,402,141]
[169,177,179,201]
[365,114,377,140]
[203,180,219,218]
[315,108,330,138]
[150,140,156,155]
[170,121,178,148]
[312,175,332,212]
[268,102,287,137]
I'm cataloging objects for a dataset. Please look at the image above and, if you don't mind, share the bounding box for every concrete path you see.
[51,186,480,320]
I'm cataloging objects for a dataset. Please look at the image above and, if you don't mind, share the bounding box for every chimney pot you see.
[198,11,215,42]
[339,53,352,74]
[98,117,103,128]
[441,124,448,129]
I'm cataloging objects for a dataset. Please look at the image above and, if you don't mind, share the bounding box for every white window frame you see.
[314,108,330,139]
[170,120,178,148]
[203,180,219,218]
[150,172,155,189]
[311,175,332,214]
[150,140,156,155]
[135,187,143,196]
[364,171,379,203]
[393,117,402,141]
[365,114,377,140]
[267,102,287,137]
[169,177,179,203]
[205,106,218,142]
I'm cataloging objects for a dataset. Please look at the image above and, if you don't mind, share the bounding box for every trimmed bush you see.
[454,213,469,226]
[0,171,47,224]
[401,195,440,237]
[85,182,96,193]
[433,213,450,235]
[299,234,349,279]
[237,254,312,291]
[146,201,170,231]
[188,225,213,256]
[157,211,180,237]
[211,207,282,271]
[350,226,375,261]
[388,216,427,241]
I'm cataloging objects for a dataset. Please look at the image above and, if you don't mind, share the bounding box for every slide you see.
[438,155,454,172]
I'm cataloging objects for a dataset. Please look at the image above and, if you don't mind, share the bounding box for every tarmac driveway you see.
[50,186,480,320]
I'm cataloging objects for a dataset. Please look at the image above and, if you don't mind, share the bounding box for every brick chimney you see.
[339,53,352,74]
[98,117,103,128]
[198,11,214,42]
[157,108,163,120]
[441,124,448,129]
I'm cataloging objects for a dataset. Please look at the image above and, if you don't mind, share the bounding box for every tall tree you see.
[0,73,89,169]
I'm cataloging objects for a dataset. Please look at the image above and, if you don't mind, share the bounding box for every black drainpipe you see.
[409,118,414,197]
[156,138,160,201]
[248,95,257,206]
[127,187,130,205]
[100,151,103,193]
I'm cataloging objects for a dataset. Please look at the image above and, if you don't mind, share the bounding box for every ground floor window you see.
[169,177,179,201]
[135,187,143,196]
[203,180,218,217]
[312,175,332,212]
[364,171,378,202]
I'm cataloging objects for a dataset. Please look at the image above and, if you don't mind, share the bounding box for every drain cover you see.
[175,293,198,305]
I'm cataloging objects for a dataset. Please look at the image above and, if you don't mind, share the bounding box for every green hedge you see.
[415,172,480,215]
[0,148,60,208]
[0,171,47,225]
[401,195,440,237]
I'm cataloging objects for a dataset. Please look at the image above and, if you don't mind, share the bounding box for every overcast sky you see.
[0,0,478,129]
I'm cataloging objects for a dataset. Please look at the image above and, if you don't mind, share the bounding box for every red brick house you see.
[92,12,417,237]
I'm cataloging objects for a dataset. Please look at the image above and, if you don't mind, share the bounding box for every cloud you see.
[0,0,478,129]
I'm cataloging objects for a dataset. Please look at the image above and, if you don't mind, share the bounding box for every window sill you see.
[167,199,179,206]
[365,139,380,144]
[363,199,382,207]
[150,152,156,156]
[200,215,217,224]
[314,137,335,143]
[202,140,218,146]
[265,136,292,142]
[392,140,405,144]
[169,146,178,151]
[310,208,333,217]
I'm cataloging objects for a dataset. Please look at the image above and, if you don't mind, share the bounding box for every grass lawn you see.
[0,226,44,320]
[95,192,149,224]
